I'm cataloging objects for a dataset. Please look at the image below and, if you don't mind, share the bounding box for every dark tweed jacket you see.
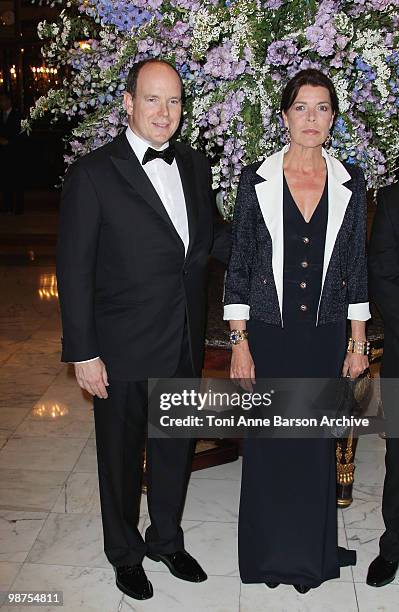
[224,147,370,326]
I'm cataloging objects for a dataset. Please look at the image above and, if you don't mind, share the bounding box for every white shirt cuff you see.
[72,357,100,364]
[347,302,371,321]
[223,304,250,320]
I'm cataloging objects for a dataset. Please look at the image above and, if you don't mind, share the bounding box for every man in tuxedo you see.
[56,59,229,600]
[368,181,399,587]
[0,92,23,214]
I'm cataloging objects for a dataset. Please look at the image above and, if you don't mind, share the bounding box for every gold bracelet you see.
[229,329,248,345]
[347,338,370,356]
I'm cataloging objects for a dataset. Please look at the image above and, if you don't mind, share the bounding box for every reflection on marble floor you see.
[1,263,398,611]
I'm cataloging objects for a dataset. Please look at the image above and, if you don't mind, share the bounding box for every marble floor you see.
[0,261,398,612]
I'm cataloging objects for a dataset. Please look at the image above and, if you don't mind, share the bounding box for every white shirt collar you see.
[125,126,169,164]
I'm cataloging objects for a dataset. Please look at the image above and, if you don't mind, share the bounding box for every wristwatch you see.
[229,329,249,345]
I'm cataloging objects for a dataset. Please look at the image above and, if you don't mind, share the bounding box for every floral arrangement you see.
[26,0,399,217]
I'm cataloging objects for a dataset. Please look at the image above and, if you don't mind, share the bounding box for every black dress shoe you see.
[147,550,207,582]
[114,564,153,600]
[265,582,280,588]
[338,545,357,567]
[293,584,311,594]
[367,555,399,587]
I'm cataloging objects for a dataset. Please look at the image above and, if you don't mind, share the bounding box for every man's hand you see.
[0,137,8,145]
[74,358,109,399]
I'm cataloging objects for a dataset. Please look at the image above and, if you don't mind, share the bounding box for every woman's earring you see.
[285,126,291,144]
[324,133,332,148]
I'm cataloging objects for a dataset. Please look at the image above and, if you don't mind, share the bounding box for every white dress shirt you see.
[74,126,189,364]
[126,126,189,253]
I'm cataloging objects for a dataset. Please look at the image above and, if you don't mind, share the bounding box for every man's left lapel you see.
[174,144,199,261]
[110,134,183,245]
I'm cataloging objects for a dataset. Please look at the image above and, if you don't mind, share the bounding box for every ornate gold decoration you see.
[337,460,355,485]
[336,430,355,506]
[336,431,355,484]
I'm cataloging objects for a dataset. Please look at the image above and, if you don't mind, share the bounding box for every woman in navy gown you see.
[223,69,370,593]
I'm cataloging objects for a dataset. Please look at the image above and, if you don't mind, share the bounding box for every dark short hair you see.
[280,69,339,125]
[126,58,184,99]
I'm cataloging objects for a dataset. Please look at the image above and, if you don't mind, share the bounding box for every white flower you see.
[334,12,354,39]
[354,29,391,100]
[331,75,350,112]
[191,8,223,58]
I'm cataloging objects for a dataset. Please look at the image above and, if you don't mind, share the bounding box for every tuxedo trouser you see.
[93,329,195,567]
[379,379,399,561]
[380,437,399,561]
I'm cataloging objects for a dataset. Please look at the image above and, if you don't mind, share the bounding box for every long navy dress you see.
[238,174,347,586]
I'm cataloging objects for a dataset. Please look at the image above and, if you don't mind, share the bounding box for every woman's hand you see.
[342,352,369,379]
[230,342,256,391]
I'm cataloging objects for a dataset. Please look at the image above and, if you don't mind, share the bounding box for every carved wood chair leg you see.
[336,427,359,508]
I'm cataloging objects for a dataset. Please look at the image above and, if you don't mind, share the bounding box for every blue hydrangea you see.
[93,1,154,32]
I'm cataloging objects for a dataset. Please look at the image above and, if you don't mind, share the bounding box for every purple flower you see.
[264,0,284,8]
[298,58,322,71]
[108,110,121,125]
[204,42,248,79]
[172,21,190,36]
[385,32,394,47]
[336,35,349,50]
[107,126,119,137]
[317,37,335,57]
[305,1,342,57]
[266,39,298,66]
[305,26,324,45]
[80,0,159,32]
[330,53,344,68]
[170,0,201,9]
[137,39,151,53]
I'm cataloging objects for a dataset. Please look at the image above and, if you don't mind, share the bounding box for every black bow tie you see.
[142,145,175,166]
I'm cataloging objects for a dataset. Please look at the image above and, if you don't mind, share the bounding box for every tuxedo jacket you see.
[224,146,370,326]
[56,133,230,380]
[369,182,399,377]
